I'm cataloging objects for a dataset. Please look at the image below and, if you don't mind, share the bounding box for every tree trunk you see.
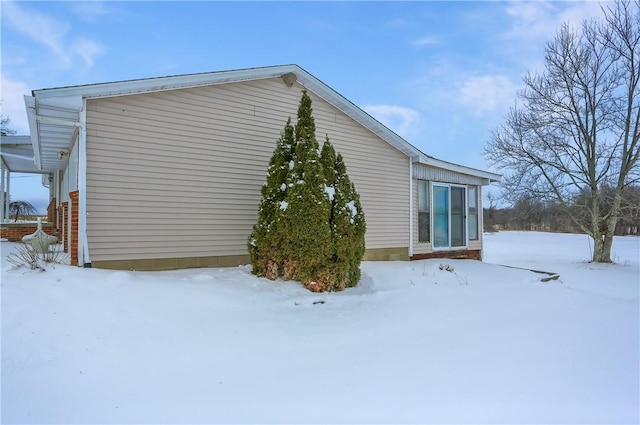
[589,187,606,263]
[591,233,608,263]
[597,190,624,263]
[600,234,614,263]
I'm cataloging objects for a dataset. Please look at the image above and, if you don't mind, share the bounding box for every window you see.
[432,184,467,249]
[433,185,449,247]
[450,186,466,246]
[468,186,479,240]
[418,180,430,242]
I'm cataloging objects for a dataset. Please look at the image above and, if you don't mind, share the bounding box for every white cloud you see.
[0,76,32,135]
[554,1,605,28]
[500,1,607,74]
[504,1,605,42]
[2,1,104,70]
[73,38,105,70]
[385,17,409,29]
[72,1,112,20]
[363,104,421,140]
[413,36,439,47]
[456,75,519,118]
[3,1,71,66]
[503,1,557,40]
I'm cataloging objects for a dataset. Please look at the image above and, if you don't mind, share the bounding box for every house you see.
[24,64,500,270]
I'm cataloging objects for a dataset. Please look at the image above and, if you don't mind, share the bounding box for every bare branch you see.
[485,1,640,262]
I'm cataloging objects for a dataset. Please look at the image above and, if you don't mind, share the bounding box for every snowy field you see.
[1,231,638,424]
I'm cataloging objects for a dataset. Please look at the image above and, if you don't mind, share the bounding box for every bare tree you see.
[484,191,498,232]
[1,115,16,136]
[616,184,640,234]
[485,0,640,262]
[9,200,38,222]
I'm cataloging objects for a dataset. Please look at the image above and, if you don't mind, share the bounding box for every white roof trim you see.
[24,95,42,170]
[25,94,81,172]
[32,65,293,99]
[0,135,44,173]
[30,64,501,183]
[415,155,501,182]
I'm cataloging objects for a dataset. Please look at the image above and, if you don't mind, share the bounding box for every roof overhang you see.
[25,95,82,172]
[413,154,501,184]
[27,64,501,183]
[0,135,46,174]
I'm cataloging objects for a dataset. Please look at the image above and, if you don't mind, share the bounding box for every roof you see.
[0,135,45,173]
[25,64,500,182]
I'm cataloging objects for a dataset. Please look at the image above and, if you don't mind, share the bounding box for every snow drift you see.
[1,231,638,423]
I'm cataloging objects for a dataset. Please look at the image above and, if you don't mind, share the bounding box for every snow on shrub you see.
[249,91,366,291]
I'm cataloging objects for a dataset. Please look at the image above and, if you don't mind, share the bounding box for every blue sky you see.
[1,1,605,211]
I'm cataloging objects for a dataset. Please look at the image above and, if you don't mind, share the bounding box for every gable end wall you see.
[85,78,409,263]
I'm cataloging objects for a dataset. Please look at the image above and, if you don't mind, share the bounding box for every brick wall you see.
[69,191,79,266]
[410,249,482,261]
[0,223,56,242]
[60,202,68,252]
[47,198,57,226]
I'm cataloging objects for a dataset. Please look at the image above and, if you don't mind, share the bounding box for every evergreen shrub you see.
[249,90,366,291]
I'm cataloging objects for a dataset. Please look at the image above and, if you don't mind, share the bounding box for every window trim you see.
[417,179,430,243]
[431,182,469,250]
[468,186,479,241]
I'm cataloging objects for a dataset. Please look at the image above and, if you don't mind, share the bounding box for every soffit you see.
[25,95,81,172]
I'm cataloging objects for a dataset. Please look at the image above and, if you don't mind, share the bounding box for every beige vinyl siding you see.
[306,90,409,250]
[414,164,486,186]
[86,77,409,262]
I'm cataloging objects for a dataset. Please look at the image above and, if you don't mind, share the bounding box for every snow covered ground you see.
[2,231,638,424]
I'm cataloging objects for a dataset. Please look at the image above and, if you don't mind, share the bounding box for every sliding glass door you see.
[432,184,466,249]
[433,185,449,248]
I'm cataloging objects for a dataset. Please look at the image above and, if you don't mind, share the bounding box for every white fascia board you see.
[29,64,424,160]
[416,154,502,183]
[294,68,501,183]
[28,64,501,184]
[36,95,84,111]
[28,63,425,159]
[29,64,418,160]
[26,95,82,172]
[294,67,424,159]
[24,95,42,170]
[292,67,501,183]
[31,65,299,100]
[0,135,33,144]
[0,151,34,161]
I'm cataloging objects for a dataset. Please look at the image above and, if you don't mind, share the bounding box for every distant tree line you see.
[484,185,640,236]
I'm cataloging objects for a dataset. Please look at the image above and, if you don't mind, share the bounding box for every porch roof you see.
[24,95,81,172]
[0,135,44,174]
